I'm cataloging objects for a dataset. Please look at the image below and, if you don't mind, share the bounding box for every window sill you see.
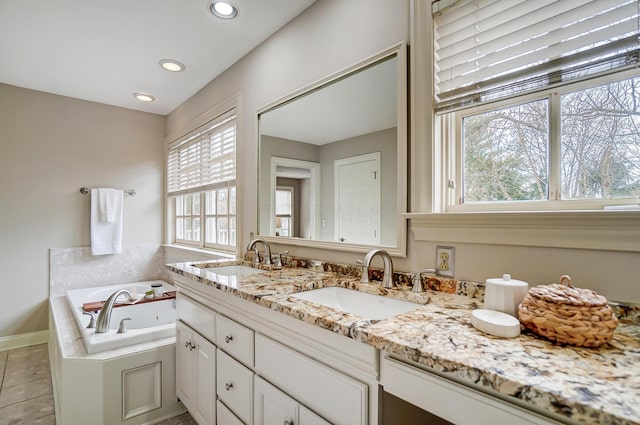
[162,244,237,259]
[404,211,640,252]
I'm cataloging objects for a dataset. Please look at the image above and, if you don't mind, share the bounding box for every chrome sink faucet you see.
[360,248,394,288]
[246,238,272,266]
[95,289,131,333]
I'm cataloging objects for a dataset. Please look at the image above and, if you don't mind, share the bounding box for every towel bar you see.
[80,187,136,196]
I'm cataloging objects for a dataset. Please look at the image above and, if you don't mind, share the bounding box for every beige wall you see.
[167,0,640,303]
[0,83,165,337]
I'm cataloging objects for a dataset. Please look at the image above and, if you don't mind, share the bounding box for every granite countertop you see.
[167,259,640,425]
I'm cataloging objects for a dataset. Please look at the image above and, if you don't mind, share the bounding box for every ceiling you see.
[0,0,316,115]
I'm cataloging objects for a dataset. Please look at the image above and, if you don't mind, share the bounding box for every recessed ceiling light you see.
[133,92,156,102]
[159,59,185,72]
[209,1,238,19]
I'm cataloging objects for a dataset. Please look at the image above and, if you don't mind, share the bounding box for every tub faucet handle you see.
[117,317,132,334]
[82,311,96,329]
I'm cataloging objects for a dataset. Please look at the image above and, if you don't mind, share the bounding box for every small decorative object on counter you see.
[518,275,618,347]
[484,274,529,316]
[151,282,164,298]
[470,309,521,338]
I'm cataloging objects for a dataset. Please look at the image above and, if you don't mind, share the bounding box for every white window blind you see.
[168,110,236,195]
[433,0,640,112]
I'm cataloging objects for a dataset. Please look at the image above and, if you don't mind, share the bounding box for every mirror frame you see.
[256,42,407,257]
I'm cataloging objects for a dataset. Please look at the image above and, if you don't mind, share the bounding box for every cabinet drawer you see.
[216,314,254,367]
[176,294,215,342]
[217,349,254,425]
[255,334,367,425]
[217,400,245,425]
[381,356,564,425]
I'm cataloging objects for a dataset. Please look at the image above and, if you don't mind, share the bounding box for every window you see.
[275,187,293,237]
[168,109,237,250]
[433,0,640,210]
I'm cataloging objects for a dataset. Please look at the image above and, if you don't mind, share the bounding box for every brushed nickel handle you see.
[225,382,233,391]
[284,420,294,425]
[225,335,233,343]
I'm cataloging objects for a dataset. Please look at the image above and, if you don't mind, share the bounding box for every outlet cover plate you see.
[436,246,455,277]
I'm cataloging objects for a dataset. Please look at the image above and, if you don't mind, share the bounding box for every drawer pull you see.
[185,341,195,351]
[225,335,233,343]
[284,421,294,425]
[225,382,233,391]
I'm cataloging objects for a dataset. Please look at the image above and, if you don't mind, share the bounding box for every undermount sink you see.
[203,265,266,276]
[291,287,418,320]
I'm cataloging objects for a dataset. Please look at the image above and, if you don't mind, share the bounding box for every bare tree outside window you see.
[561,77,640,200]
[461,77,640,205]
[463,100,548,203]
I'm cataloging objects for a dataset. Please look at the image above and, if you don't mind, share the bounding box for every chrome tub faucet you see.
[95,289,131,333]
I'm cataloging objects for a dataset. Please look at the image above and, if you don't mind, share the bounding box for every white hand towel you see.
[91,188,123,255]
[98,188,118,223]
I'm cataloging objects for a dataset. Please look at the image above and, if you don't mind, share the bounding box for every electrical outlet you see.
[436,246,455,277]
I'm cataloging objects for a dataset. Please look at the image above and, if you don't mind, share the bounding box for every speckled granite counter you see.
[167,259,640,425]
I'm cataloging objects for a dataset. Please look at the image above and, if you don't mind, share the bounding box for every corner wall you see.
[0,83,165,337]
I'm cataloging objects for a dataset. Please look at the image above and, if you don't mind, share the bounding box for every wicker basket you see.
[518,275,618,348]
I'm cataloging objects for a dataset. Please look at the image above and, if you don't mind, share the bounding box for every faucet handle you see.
[82,311,96,329]
[117,317,132,334]
[357,260,371,283]
[412,269,436,293]
[271,250,289,267]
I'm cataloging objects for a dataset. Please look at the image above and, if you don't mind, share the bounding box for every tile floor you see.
[0,343,195,425]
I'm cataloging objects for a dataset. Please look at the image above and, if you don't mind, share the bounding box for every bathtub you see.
[65,280,176,354]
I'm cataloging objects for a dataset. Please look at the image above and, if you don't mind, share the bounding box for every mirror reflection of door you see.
[334,152,381,244]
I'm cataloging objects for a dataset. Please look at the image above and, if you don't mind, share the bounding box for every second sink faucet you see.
[360,248,394,288]
[246,238,272,266]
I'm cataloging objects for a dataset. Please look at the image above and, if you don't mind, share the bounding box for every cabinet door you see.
[299,406,330,425]
[254,376,297,425]
[192,333,216,425]
[176,321,196,407]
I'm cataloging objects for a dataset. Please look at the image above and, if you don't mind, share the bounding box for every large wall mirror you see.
[257,43,407,256]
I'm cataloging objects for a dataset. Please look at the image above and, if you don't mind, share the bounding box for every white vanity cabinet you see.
[254,376,330,425]
[172,274,381,425]
[176,320,216,425]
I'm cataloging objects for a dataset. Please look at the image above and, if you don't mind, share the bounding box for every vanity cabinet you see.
[176,321,216,425]
[254,376,330,425]
[172,275,380,425]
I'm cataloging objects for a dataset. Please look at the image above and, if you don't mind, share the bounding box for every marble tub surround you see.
[50,244,166,296]
[168,258,640,425]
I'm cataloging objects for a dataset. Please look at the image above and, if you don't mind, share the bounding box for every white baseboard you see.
[0,330,49,352]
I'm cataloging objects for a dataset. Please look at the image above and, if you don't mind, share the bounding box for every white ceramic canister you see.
[484,274,529,317]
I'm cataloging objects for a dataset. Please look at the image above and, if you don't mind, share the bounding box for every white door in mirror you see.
[471,309,521,338]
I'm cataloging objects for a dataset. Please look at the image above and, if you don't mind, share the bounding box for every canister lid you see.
[527,275,608,307]
[485,274,528,287]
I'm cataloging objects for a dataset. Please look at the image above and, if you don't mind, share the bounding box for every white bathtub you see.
[65,280,176,354]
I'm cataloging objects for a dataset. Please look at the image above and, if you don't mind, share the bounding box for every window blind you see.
[168,111,236,196]
[433,0,640,112]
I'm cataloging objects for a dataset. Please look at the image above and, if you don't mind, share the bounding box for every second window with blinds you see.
[433,0,640,211]
[168,110,237,251]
